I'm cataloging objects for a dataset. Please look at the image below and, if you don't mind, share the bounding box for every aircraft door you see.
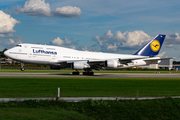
[28,50,32,58]
[24,45,32,58]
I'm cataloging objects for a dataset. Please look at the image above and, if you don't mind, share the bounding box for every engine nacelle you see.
[132,60,146,66]
[50,65,61,70]
[72,61,90,70]
[105,60,119,68]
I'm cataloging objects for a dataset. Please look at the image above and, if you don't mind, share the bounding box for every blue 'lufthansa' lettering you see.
[33,49,57,55]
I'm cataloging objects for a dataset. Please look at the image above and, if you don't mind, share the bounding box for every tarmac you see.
[0,72,180,78]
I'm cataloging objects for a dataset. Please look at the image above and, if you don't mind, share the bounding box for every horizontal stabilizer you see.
[156,52,166,57]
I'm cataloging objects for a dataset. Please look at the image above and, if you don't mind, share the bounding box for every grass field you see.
[1,76,180,119]
[1,77,180,98]
[1,98,180,120]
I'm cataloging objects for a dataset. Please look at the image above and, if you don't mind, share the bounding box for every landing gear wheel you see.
[20,63,25,71]
[90,72,94,75]
[21,68,25,71]
[72,72,80,75]
[83,72,86,75]
[83,72,94,75]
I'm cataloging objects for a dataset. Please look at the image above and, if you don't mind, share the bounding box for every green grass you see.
[1,77,180,119]
[1,98,180,120]
[1,77,180,98]
[0,107,94,120]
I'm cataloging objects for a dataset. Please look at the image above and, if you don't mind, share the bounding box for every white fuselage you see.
[5,43,148,66]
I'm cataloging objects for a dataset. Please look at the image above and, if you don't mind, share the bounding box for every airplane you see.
[4,34,170,75]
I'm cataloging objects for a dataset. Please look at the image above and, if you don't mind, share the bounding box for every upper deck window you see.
[31,47,43,49]
[47,48,55,50]
[16,45,22,47]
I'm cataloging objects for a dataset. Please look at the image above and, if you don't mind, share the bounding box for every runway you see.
[0,72,180,78]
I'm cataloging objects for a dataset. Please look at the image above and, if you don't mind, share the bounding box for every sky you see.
[1,0,180,60]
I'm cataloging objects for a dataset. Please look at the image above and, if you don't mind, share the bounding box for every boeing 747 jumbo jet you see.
[4,34,169,75]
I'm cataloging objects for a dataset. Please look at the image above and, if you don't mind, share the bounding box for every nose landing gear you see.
[21,63,25,71]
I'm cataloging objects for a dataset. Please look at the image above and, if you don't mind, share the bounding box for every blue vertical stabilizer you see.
[133,34,166,56]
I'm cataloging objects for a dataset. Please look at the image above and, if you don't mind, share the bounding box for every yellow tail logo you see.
[150,40,160,52]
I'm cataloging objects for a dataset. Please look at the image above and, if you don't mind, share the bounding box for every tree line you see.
[0,48,8,58]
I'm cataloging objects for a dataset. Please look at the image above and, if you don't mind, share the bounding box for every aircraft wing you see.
[56,59,106,64]
[56,57,148,65]
[54,56,172,70]
[56,56,172,64]
[143,57,173,62]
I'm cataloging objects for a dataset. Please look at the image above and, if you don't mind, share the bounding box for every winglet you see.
[134,34,166,56]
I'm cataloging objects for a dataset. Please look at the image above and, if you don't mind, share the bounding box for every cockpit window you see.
[16,45,22,47]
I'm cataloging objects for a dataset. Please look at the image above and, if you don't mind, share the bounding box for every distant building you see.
[0,58,20,64]
[138,58,173,70]
[159,59,173,70]
[0,58,6,64]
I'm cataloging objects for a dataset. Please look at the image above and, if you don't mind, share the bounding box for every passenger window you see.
[16,45,22,47]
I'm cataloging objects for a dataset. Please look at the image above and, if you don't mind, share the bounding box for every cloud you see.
[50,36,79,48]
[16,0,51,17]
[107,43,117,51]
[13,0,81,18]
[50,37,63,46]
[51,6,81,18]
[0,33,14,38]
[166,44,174,48]
[0,10,20,34]
[78,45,90,51]
[92,30,152,52]
[63,36,72,45]
[165,33,180,45]
[77,44,100,52]
[70,45,76,49]
[175,46,179,50]
[0,36,23,48]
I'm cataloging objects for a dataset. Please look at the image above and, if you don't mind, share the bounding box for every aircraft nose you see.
[4,50,9,57]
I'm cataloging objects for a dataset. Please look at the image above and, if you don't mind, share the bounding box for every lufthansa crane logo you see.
[150,40,160,52]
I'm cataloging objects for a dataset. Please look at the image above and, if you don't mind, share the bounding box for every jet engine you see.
[105,60,120,68]
[72,61,90,70]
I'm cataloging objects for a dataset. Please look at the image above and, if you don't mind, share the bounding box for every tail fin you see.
[134,34,166,56]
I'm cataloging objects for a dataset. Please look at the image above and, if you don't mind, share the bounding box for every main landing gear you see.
[83,69,94,75]
[72,70,79,75]
[83,71,94,75]
[72,71,80,75]
[72,69,94,75]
